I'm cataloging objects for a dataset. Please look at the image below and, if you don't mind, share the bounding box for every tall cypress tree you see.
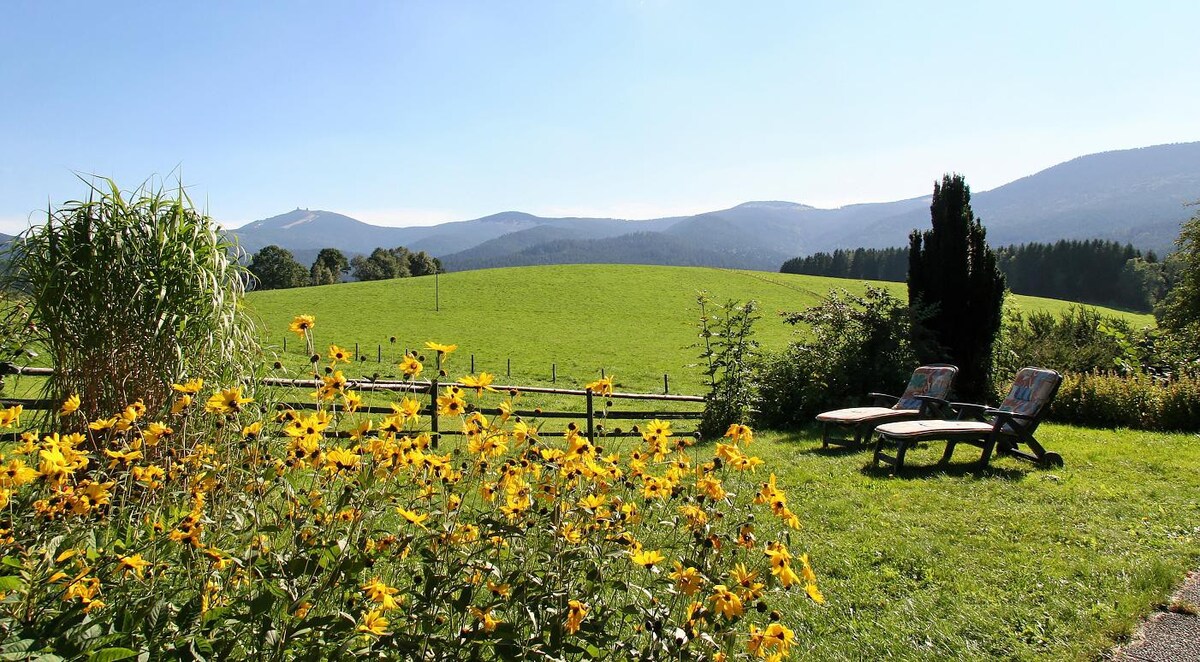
[908,174,1006,401]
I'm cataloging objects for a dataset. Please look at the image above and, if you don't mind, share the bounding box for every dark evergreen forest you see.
[780,239,1167,311]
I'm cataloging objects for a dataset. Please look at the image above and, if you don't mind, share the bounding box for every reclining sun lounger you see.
[815,364,958,448]
[872,367,1064,472]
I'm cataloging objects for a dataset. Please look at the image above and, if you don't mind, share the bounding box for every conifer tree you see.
[908,174,1006,401]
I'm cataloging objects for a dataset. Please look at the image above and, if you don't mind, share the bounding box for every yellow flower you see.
[396,507,429,529]
[729,563,758,588]
[584,375,614,396]
[470,606,501,632]
[460,372,496,395]
[805,582,826,604]
[399,354,423,378]
[205,387,253,414]
[342,390,363,413]
[289,315,316,338]
[118,554,151,579]
[566,599,588,634]
[0,405,23,428]
[171,394,193,414]
[172,378,204,394]
[356,609,389,636]
[708,585,743,619]
[630,549,665,568]
[0,459,39,488]
[327,344,351,365]
[437,391,465,417]
[424,341,457,356]
[324,447,361,474]
[59,394,81,416]
[88,416,117,432]
[241,421,262,439]
[362,577,402,611]
[670,561,704,596]
[724,423,754,445]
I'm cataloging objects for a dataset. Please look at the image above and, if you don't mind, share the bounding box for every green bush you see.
[695,294,759,439]
[1050,371,1200,431]
[2,177,258,420]
[757,287,920,428]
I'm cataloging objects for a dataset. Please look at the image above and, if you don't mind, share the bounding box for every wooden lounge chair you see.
[815,365,958,448]
[872,367,1064,471]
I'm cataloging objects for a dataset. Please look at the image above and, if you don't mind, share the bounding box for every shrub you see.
[1050,371,1200,432]
[2,178,257,420]
[757,287,920,428]
[992,305,1146,382]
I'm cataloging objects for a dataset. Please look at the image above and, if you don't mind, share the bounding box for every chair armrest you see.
[949,401,988,420]
[914,395,950,415]
[983,408,1036,421]
[868,393,899,406]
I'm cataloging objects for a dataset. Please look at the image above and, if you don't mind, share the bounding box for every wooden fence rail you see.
[1,367,706,448]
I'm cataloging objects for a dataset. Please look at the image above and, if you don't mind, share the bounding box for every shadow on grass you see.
[859,460,1032,481]
[797,444,869,457]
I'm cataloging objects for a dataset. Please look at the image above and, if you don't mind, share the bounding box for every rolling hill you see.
[231,141,1200,270]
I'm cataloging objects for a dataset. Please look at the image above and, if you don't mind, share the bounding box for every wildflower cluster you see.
[0,317,821,659]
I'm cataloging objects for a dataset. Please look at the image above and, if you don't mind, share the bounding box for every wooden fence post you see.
[552,363,556,383]
[507,358,511,377]
[586,389,594,442]
[664,374,669,394]
[471,354,475,373]
[377,345,381,362]
[429,377,440,449]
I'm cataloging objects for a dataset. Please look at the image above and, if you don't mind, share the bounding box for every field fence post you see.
[507,358,511,377]
[355,343,359,361]
[664,374,669,395]
[377,345,381,362]
[552,363,556,383]
[471,354,475,373]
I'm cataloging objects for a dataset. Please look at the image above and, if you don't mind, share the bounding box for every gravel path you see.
[1115,570,1200,661]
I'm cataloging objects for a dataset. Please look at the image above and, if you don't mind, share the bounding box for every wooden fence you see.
[0,366,706,449]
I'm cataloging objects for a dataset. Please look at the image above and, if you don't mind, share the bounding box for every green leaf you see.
[0,576,23,591]
[88,649,139,662]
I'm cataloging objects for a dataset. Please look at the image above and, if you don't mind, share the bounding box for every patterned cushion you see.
[895,365,958,410]
[997,368,1061,418]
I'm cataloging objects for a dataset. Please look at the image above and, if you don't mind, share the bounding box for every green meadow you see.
[245,264,1154,395]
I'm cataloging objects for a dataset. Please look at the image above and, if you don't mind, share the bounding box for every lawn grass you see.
[750,424,1200,660]
[244,265,1154,395]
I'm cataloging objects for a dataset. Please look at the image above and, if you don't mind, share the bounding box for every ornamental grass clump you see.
[0,317,822,659]
[2,177,257,421]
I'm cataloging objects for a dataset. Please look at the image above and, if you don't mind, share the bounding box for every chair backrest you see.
[996,367,1062,431]
[894,365,958,410]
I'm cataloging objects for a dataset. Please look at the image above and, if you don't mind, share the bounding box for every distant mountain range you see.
[230,142,1200,271]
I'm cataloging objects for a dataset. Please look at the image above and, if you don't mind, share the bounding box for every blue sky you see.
[2,1,1197,233]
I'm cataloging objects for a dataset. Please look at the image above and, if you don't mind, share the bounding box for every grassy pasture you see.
[245,265,1154,395]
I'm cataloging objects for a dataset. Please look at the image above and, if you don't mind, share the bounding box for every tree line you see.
[780,238,1174,311]
[247,245,444,290]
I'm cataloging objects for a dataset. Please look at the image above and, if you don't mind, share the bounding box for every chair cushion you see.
[817,406,919,424]
[997,368,1061,418]
[875,419,994,439]
[895,365,957,410]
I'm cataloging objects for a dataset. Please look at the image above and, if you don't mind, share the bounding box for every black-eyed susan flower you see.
[630,548,665,568]
[708,585,743,619]
[327,344,351,365]
[59,394,80,416]
[357,609,389,636]
[584,375,614,396]
[396,506,429,529]
[423,341,457,356]
[117,554,151,579]
[399,354,423,378]
[0,405,23,428]
[205,387,253,414]
[460,372,496,396]
[289,315,315,338]
[669,561,704,596]
[172,378,204,394]
[566,599,588,634]
[362,577,402,611]
[470,605,501,632]
[1,458,39,488]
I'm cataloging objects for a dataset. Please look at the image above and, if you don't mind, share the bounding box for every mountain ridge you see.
[230,141,1200,270]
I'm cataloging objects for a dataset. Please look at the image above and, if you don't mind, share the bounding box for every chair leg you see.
[871,434,885,467]
[939,441,957,464]
[980,432,999,467]
[821,423,830,449]
[894,439,909,470]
